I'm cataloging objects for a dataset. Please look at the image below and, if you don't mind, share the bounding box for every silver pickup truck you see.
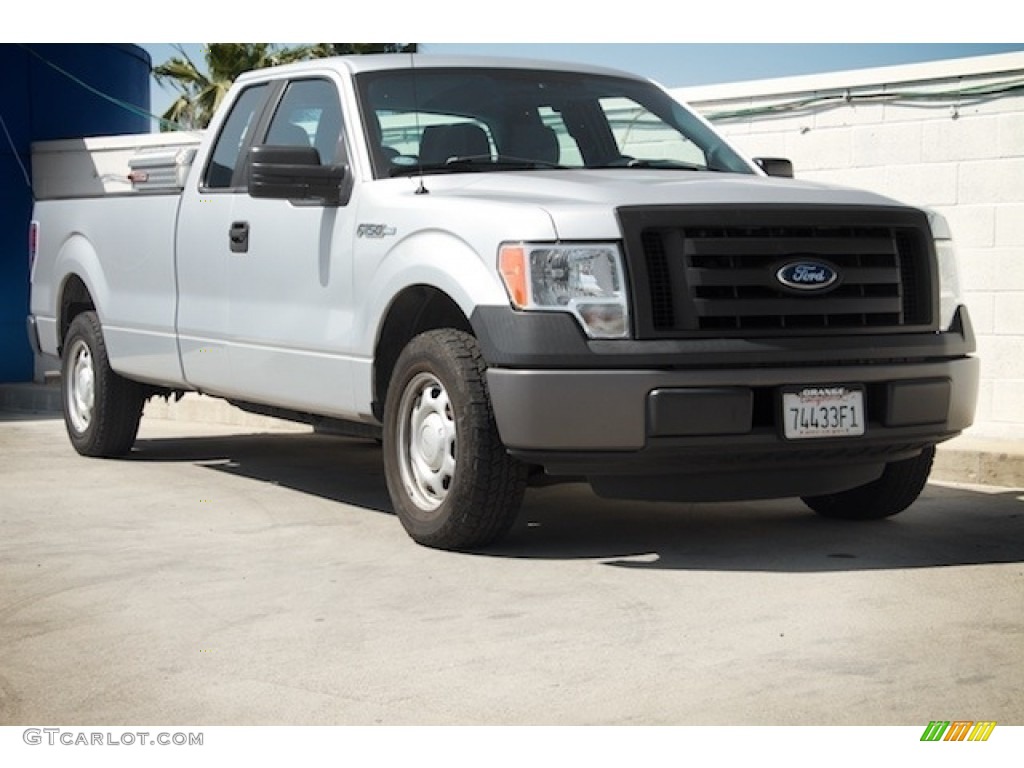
[28,55,979,549]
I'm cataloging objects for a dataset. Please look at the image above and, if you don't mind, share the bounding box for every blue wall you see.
[0,44,151,382]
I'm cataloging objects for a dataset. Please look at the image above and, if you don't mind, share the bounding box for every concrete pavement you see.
[0,410,1021,725]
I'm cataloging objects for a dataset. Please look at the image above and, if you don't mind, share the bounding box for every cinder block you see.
[728,134,792,164]
[881,163,959,207]
[941,205,996,248]
[995,205,1024,245]
[992,379,1024,423]
[922,115,1000,162]
[958,158,1024,204]
[963,291,995,334]
[996,113,1024,157]
[712,121,752,138]
[994,294,1024,334]
[955,248,1024,291]
[851,122,923,167]
[788,126,852,171]
[975,336,1024,379]
[974,378,994,424]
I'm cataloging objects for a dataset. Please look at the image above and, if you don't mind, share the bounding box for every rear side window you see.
[204,84,269,189]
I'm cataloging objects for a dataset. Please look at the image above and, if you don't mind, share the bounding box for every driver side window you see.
[204,84,269,189]
[264,79,345,166]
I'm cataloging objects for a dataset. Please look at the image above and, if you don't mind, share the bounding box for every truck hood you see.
[421,169,912,240]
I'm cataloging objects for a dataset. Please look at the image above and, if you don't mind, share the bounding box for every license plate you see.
[783,386,865,439]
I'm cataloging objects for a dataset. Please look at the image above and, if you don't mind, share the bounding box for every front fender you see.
[354,228,511,358]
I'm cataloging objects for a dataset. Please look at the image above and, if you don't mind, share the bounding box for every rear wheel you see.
[802,446,935,520]
[61,311,145,457]
[382,329,527,550]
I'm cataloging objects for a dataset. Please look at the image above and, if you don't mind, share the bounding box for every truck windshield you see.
[356,67,754,179]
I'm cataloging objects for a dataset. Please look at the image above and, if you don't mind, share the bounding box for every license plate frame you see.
[781,385,866,440]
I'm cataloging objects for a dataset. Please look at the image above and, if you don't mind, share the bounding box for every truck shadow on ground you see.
[132,430,394,515]
[0,410,62,422]
[505,482,1024,572]
[130,430,1024,573]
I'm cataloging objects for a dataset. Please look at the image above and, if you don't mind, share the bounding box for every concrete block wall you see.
[678,52,1024,440]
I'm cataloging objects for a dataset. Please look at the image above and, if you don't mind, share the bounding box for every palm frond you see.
[154,42,417,128]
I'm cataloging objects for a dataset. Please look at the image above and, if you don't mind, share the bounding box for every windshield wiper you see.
[389,154,565,177]
[456,154,565,170]
[589,157,708,171]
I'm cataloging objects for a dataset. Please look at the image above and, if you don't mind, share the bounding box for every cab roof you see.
[234,53,649,84]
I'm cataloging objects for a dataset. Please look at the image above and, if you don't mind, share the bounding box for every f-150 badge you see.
[357,224,397,239]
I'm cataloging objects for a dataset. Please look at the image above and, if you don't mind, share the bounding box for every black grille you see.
[619,206,935,339]
[642,230,675,328]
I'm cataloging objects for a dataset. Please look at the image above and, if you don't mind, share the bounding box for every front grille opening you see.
[630,214,932,338]
[642,230,674,329]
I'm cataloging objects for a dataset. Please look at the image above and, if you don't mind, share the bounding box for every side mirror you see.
[247,145,349,205]
[754,157,794,179]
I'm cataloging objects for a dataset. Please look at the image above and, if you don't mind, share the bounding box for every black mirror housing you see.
[754,157,794,179]
[247,145,349,205]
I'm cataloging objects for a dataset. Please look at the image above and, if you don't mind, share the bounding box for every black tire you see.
[61,311,145,457]
[802,446,936,520]
[382,329,527,550]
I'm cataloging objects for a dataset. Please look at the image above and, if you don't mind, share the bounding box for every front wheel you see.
[61,311,145,457]
[802,446,936,520]
[382,329,527,550]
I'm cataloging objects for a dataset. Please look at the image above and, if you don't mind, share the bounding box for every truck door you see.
[224,77,358,416]
[176,82,271,395]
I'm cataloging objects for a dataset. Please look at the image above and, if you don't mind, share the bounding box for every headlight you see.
[928,211,963,332]
[498,243,630,338]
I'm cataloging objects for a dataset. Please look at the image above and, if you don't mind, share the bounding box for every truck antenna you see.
[410,51,429,195]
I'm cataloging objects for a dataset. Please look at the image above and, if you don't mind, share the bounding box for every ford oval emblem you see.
[776,260,839,292]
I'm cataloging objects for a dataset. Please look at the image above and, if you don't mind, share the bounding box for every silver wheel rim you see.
[67,338,95,434]
[396,372,457,516]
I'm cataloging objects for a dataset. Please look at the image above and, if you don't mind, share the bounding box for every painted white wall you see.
[678,52,1024,440]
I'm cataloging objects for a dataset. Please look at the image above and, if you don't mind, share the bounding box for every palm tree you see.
[154,43,314,130]
[154,43,417,130]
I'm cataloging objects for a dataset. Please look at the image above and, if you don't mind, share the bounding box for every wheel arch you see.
[53,232,107,352]
[58,273,96,353]
[372,284,472,421]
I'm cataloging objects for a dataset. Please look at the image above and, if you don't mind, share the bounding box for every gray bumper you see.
[487,356,979,456]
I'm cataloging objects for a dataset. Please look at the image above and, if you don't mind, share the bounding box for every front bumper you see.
[488,356,978,455]
[488,357,978,501]
[479,307,979,500]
